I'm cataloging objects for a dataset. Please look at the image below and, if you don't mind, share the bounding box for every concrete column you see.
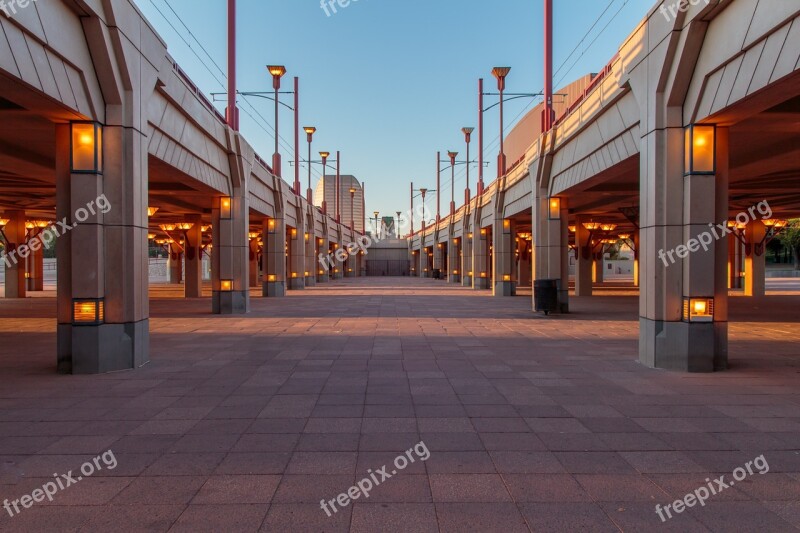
[168,246,182,284]
[532,194,569,313]
[518,239,531,287]
[593,252,604,284]
[288,226,305,290]
[493,218,516,297]
[317,235,328,283]
[305,216,317,287]
[331,241,344,279]
[184,215,203,298]
[744,220,766,297]
[473,227,490,289]
[639,126,728,372]
[3,210,26,298]
[264,217,286,297]
[448,237,460,283]
[461,228,472,287]
[55,123,149,374]
[575,216,593,297]
[432,240,444,279]
[728,233,744,289]
[248,239,260,288]
[211,194,250,314]
[26,242,45,292]
[633,231,640,287]
[346,246,358,277]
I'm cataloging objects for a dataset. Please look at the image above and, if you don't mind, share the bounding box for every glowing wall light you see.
[684,124,716,175]
[72,298,104,325]
[70,122,103,173]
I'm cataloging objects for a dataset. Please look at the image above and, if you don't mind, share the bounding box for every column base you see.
[494,281,517,297]
[557,288,570,314]
[639,318,728,372]
[473,277,490,290]
[213,290,250,314]
[449,275,460,284]
[305,276,316,287]
[461,276,472,287]
[57,320,150,374]
[263,281,286,297]
[288,278,305,290]
[317,275,328,283]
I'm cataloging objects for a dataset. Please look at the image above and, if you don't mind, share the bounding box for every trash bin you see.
[432,269,441,280]
[534,279,558,315]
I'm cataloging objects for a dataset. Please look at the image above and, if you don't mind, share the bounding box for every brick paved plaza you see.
[0,278,799,532]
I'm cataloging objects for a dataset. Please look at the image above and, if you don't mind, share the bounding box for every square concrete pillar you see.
[316,236,329,283]
[211,194,250,314]
[744,220,766,297]
[639,126,728,372]
[288,225,305,290]
[575,216,593,297]
[248,239,260,288]
[448,237,460,283]
[26,244,44,292]
[305,216,317,287]
[264,217,286,297]
[493,219,516,297]
[168,246,182,284]
[532,192,569,312]
[331,242,344,279]
[55,124,149,374]
[461,229,472,287]
[633,231,640,287]
[184,215,203,298]
[2,210,27,298]
[473,227,490,289]
[432,240,444,278]
[593,253,605,284]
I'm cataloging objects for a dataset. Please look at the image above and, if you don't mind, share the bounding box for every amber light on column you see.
[72,299,104,325]
[503,219,511,234]
[683,297,714,323]
[70,122,103,173]
[548,197,561,219]
[220,280,233,292]
[147,207,159,217]
[684,124,716,175]
[220,197,232,219]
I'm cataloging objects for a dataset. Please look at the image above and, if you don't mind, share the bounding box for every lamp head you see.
[462,127,474,142]
[492,67,511,90]
[448,151,459,162]
[267,65,287,89]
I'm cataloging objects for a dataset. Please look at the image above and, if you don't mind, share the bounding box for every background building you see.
[314,175,364,232]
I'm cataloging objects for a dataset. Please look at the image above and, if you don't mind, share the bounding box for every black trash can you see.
[534,279,559,315]
[432,268,441,280]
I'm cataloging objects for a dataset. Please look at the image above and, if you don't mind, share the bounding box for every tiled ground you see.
[1,277,799,532]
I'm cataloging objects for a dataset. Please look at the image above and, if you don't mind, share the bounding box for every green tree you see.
[778,219,800,269]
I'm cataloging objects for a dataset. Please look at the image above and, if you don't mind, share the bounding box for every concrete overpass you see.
[0,0,362,373]
[410,0,800,372]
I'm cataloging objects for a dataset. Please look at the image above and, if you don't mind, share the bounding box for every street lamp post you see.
[492,67,511,178]
[267,65,287,177]
[319,151,330,214]
[349,188,356,231]
[462,128,474,205]
[372,211,380,238]
[304,127,316,204]
[420,188,429,233]
[396,211,402,238]
[447,151,458,217]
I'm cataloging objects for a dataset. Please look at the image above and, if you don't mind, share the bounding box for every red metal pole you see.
[361,182,365,233]
[436,151,441,223]
[226,0,237,130]
[336,150,341,223]
[478,78,484,195]
[294,77,300,194]
[543,0,554,131]
[498,77,505,178]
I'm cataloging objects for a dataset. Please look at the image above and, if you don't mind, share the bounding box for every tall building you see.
[314,175,364,232]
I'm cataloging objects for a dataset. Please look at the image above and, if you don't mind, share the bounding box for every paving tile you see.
[350,503,438,533]
[261,503,352,532]
[435,502,529,532]
[171,504,269,532]
[428,474,512,502]
[519,502,619,532]
[191,475,280,504]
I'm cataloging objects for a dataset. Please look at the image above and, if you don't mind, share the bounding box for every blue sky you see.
[133,0,652,228]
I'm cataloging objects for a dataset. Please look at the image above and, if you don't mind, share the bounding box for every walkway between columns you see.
[0,278,798,530]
